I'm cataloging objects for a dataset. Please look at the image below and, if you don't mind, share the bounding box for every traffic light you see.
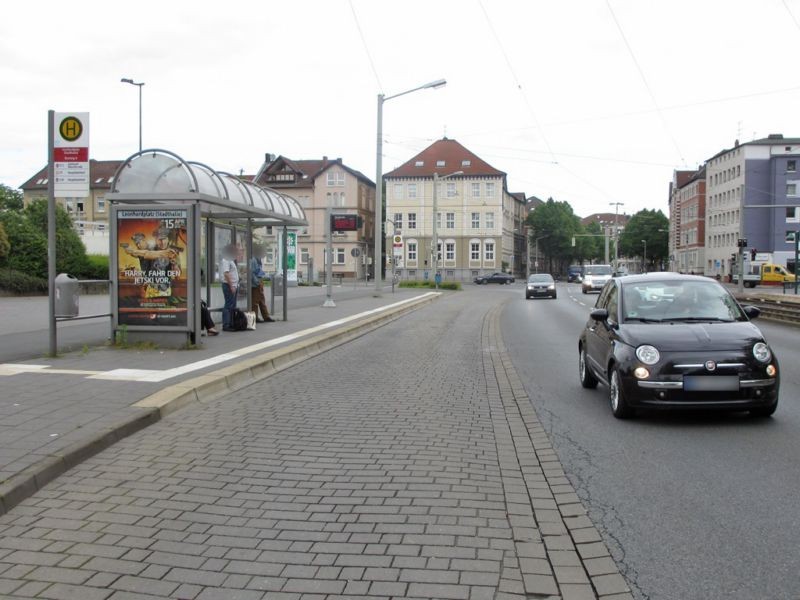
[750,248,757,261]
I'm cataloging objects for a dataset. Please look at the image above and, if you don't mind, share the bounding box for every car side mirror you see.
[590,308,609,321]
[743,305,761,319]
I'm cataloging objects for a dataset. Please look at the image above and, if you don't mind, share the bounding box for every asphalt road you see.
[500,281,800,600]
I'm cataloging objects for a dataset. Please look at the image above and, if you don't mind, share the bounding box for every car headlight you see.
[753,342,772,363]
[548,284,555,290]
[635,344,660,365]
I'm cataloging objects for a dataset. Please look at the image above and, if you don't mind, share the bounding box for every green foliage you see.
[527,198,583,273]
[0,222,9,261]
[0,199,91,280]
[84,254,109,280]
[619,209,669,269]
[0,183,23,212]
[0,210,48,276]
[580,221,606,263]
[0,269,48,294]
[24,200,89,277]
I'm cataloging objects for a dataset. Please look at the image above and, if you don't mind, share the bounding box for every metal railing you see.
[735,292,800,325]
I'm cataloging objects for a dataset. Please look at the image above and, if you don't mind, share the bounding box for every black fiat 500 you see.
[578,273,779,419]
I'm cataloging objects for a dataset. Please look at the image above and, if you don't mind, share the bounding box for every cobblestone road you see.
[0,291,630,599]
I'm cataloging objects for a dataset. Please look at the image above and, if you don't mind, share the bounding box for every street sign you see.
[331,214,361,232]
[53,112,89,198]
[392,233,403,257]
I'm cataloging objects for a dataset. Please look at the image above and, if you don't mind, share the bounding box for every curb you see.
[0,292,440,516]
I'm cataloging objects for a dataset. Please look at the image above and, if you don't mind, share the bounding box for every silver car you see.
[582,264,612,294]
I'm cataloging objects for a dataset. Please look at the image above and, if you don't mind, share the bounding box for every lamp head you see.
[425,78,447,90]
[121,78,133,84]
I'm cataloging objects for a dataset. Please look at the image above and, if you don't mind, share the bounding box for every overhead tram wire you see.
[477,0,557,165]
[605,0,687,167]
[348,0,383,90]
[782,0,800,33]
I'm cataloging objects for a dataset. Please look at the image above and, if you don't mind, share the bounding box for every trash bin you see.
[55,273,79,317]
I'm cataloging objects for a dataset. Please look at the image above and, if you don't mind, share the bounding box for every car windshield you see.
[585,266,611,276]
[622,280,746,322]
[528,274,553,283]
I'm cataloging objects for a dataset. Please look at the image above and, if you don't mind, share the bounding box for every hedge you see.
[398,280,462,291]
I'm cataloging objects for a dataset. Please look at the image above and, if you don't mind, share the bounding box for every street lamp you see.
[120,78,144,152]
[609,202,624,270]
[642,239,647,273]
[432,170,463,290]
[375,78,446,295]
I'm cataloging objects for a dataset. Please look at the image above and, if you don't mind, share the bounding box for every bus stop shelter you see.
[106,149,307,347]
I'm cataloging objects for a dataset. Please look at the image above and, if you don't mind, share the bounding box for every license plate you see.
[683,376,739,391]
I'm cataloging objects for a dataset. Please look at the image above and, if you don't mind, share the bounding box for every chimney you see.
[322,156,328,161]
[264,153,275,163]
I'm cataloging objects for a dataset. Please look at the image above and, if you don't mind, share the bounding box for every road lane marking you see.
[1,293,439,383]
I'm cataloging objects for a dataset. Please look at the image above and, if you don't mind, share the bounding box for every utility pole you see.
[609,202,624,269]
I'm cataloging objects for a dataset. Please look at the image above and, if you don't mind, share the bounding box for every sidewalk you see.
[0,286,437,515]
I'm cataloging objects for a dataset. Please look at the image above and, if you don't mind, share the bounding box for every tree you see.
[24,199,90,277]
[619,209,669,270]
[0,222,9,261]
[527,198,583,274]
[0,183,24,212]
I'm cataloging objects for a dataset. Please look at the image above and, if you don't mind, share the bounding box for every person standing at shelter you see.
[220,244,240,332]
[251,247,274,323]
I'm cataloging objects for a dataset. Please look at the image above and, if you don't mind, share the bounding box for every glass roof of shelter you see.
[107,149,306,225]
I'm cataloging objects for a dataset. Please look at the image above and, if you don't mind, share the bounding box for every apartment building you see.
[669,168,705,274]
[384,138,526,281]
[705,134,800,277]
[253,155,375,281]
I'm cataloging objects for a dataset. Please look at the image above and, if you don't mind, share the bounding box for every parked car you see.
[581,264,612,294]
[578,273,779,419]
[568,264,584,283]
[526,274,557,299]
[474,272,515,285]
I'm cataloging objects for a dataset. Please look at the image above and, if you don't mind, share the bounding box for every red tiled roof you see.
[255,156,374,188]
[20,159,123,190]
[384,138,505,178]
[580,212,630,226]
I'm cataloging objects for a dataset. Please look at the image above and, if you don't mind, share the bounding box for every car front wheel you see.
[579,347,598,389]
[609,367,634,419]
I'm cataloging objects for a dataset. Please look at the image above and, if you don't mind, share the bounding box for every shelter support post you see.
[246,219,253,314]
[282,225,288,320]
[47,110,57,356]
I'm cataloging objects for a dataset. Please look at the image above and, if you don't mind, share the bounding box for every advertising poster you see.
[117,208,189,326]
[279,229,298,283]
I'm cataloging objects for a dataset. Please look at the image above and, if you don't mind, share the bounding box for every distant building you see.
[19,160,122,254]
[252,155,375,281]
[669,168,705,274]
[704,134,800,277]
[384,138,527,281]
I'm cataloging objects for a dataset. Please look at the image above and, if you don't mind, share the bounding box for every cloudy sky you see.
[3,0,800,218]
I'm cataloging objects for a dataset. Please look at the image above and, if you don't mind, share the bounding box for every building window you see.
[470,241,480,260]
[787,183,797,196]
[787,207,799,222]
[485,182,495,197]
[300,247,309,264]
[408,183,417,198]
[336,248,345,264]
[393,183,403,200]
[486,212,495,229]
[445,242,455,261]
[327,171,345,186]
[485,240,495,261]
[446,212,455,229]
[408,212,417,229]
[787,231,797,244]
[394,213,403,229]
[265,248,274,264]
[472,182,480,197]
[436,241,443,261]
[471,212,480,228]
[97,197,105,213]
[415,161,424,167]
[436,160,445,167]
[446,182,456,198]
[788,160,797,173]
[461,160,471,167]
[407,241,417,261]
